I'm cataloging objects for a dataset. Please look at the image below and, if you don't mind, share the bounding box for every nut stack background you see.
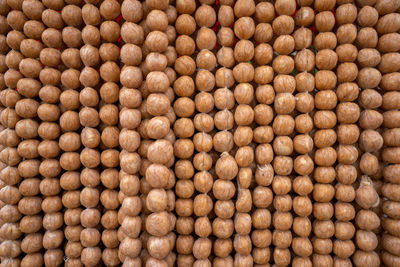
[0,0,400,266]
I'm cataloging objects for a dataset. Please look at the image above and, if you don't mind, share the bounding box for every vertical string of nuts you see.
[32,1,63,267]
[193,1,219,266]
[0,1,23,265]
[333,0,359,265]
[291,0,315,266]
[351,1,383,266]
[377,0,400,265]
[4,1,44,266]
[39,2,67,266]
[271,0,297,265]
[193,1,217,264]
[173,1,198,266]
[49,2,83,267]
[0,0,10,262]
[0,0,7,209]
[62,1,95,266]
[159,2,177,266]
[117,0,144,265]
[250,1,275,266]
[211,0,237,263]
[3,1,24,90]
[145,1,178,266]
[96,0,121,265]
[311,0,337,265]
[142,0,176,265]
[174,2,197,267]
[198,1,231,266]
[60,1,97,267]
[232,0,256,265]
[135,0,154,263]
[73,0,101,265]
[0,0,9,93]
[353,177,381,266]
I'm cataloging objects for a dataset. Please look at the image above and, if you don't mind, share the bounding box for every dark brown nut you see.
[315,49,337,70]
[336,44,358,63]
[379,53,400,73]
[254,23,273,44]
[272,55,294,74]
[272,15,294,35]
[195,27,216,51]
[218,5,234,27]
[19,58,42,78]
[375,0,400,16]
[333,83,357,103]
[79,44,100,67]
[40,28,61,49]
[253,43,273,67]
[195,4,216,28]
[359,129,383,152]
[357,48,381,68]
[378,33,400,53]
[61,26,83,48]
[357,27,378,49]
[38,68,61,86]
[355,209,380,231]
[377,13,400,34]
[336,102,360,124]
[335,164,357,185]
[81,25,100,46]
[61,5,82,27]
[176,14,196,36]
[234,0,255,17]
[18,78,41,99]
[336,4,357,25]
[21,0,44,20]
[380,72,400,92]
[252,209,272,231]
[337,23,358,45]
[315,90,337,110]
[353,251,380,267]
[120,44,142,67]
[216,47,234,69]
[145,211,170,237]
[315,70,337,91]
[274,35,295,56]
[313,111,337,129]
[314,32,337,50]
[357,6,378,27]
[99,21,120,43]
[217,26,234,47]
[295,7,314,27]
[357,67,382,90]
[254,1,274,23]
[82,4,100,26]
[292,28,312,51]
[294,114,313,134]
[7,10,28,31]
[121,0,142,23]
[6,30,24,51]
[295,49,315,72]
[314,0,335,11]
[274,0,295,16]
[293,73,312,94]
[234,40,254,63]
[120,66,143,89]
[315,11,335,32]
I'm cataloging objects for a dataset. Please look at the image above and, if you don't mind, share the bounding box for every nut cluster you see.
[0,0,400,266]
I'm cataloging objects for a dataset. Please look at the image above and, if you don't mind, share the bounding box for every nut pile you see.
[0,0,399,266]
